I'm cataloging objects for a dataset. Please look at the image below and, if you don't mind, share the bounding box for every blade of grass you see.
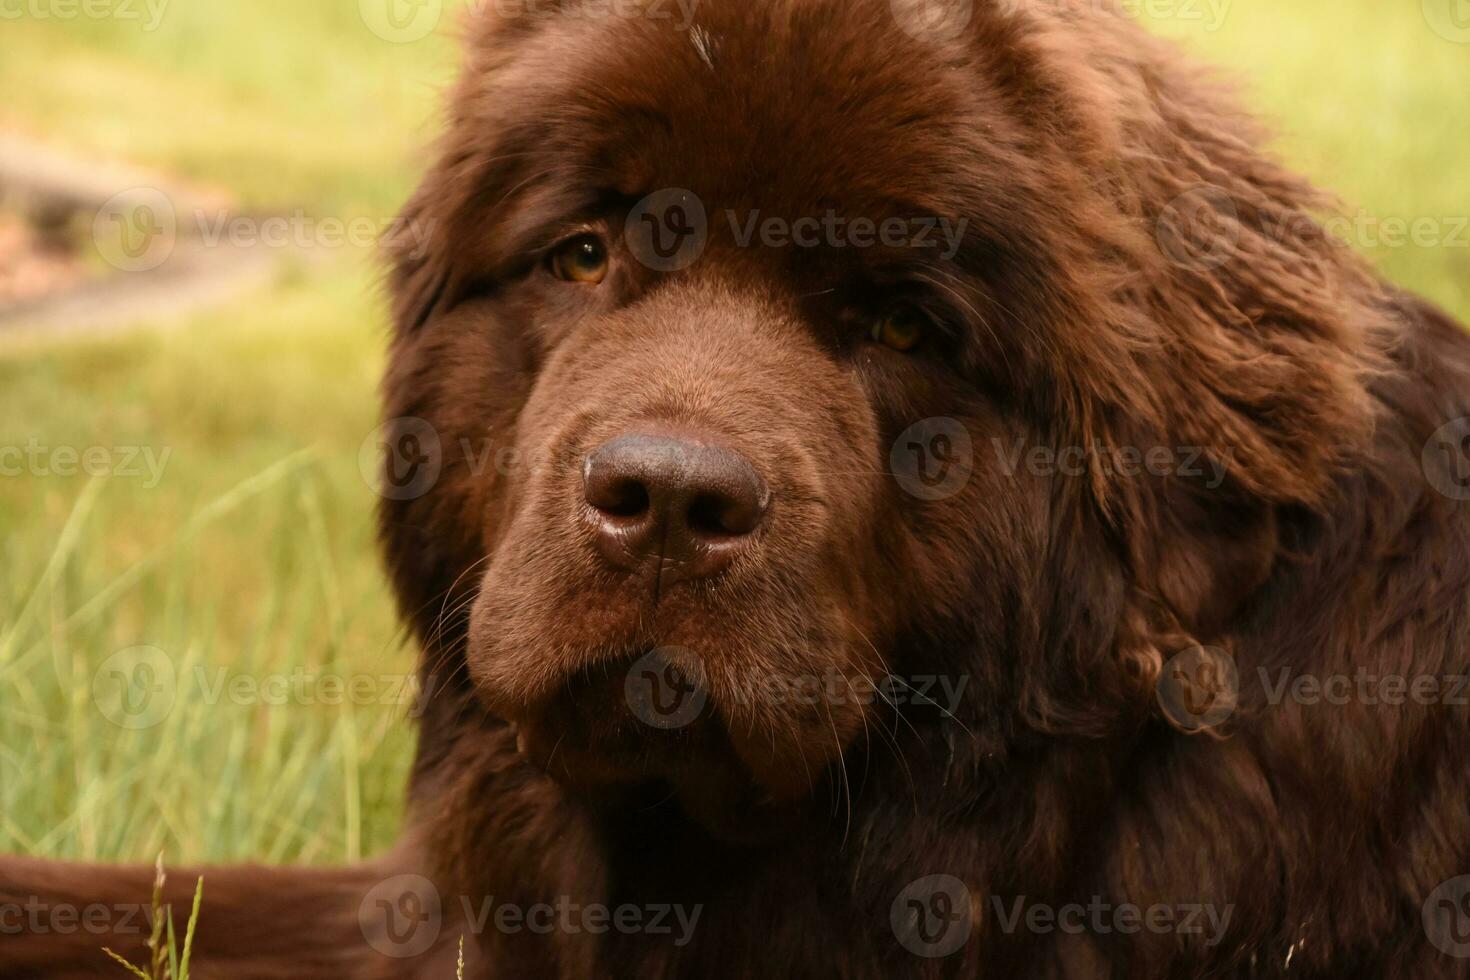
[166,913,179,980]
[177,877,205,980]
[149,855,167,980]
[101,948,152,980]
[0,476,106,666]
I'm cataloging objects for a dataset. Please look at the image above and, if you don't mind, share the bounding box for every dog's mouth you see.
[503,648,814,844]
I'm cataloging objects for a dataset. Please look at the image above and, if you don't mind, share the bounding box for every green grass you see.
[1,2,1466,867]
[104,858,204,980]
[0,270,412,863]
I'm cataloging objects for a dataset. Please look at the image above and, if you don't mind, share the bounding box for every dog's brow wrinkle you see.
[690,26,717,71]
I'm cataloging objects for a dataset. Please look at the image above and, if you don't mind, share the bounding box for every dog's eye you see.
[548,234,609,284]
[870,307,928,352]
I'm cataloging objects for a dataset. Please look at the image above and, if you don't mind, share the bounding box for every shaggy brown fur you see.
[5,1,1469,977]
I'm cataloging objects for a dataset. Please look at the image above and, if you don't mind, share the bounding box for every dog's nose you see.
[582,432,769,583]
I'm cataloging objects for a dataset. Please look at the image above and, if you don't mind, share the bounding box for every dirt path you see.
[0,133,313,340]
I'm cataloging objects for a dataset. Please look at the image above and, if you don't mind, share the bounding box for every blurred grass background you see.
[0,1,1466,865]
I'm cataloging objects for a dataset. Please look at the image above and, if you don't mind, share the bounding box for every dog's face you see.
[386,1,1053,838]
[382,0,1370,842]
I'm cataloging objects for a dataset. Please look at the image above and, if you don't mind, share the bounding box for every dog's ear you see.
[385,3,569,337]
[988,6,1391,710]
[1103,25,1387,657]
[1010,4,1387,510]
[378,6,555,661]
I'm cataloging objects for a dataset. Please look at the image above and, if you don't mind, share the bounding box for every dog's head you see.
[379,0,1383,840]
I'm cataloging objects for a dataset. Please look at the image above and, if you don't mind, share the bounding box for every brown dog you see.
[5,1,1470,977]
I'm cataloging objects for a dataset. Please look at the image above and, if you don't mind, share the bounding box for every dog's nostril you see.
[687,489,763,538]
[687,492,730,537]
[592,476,651,519]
